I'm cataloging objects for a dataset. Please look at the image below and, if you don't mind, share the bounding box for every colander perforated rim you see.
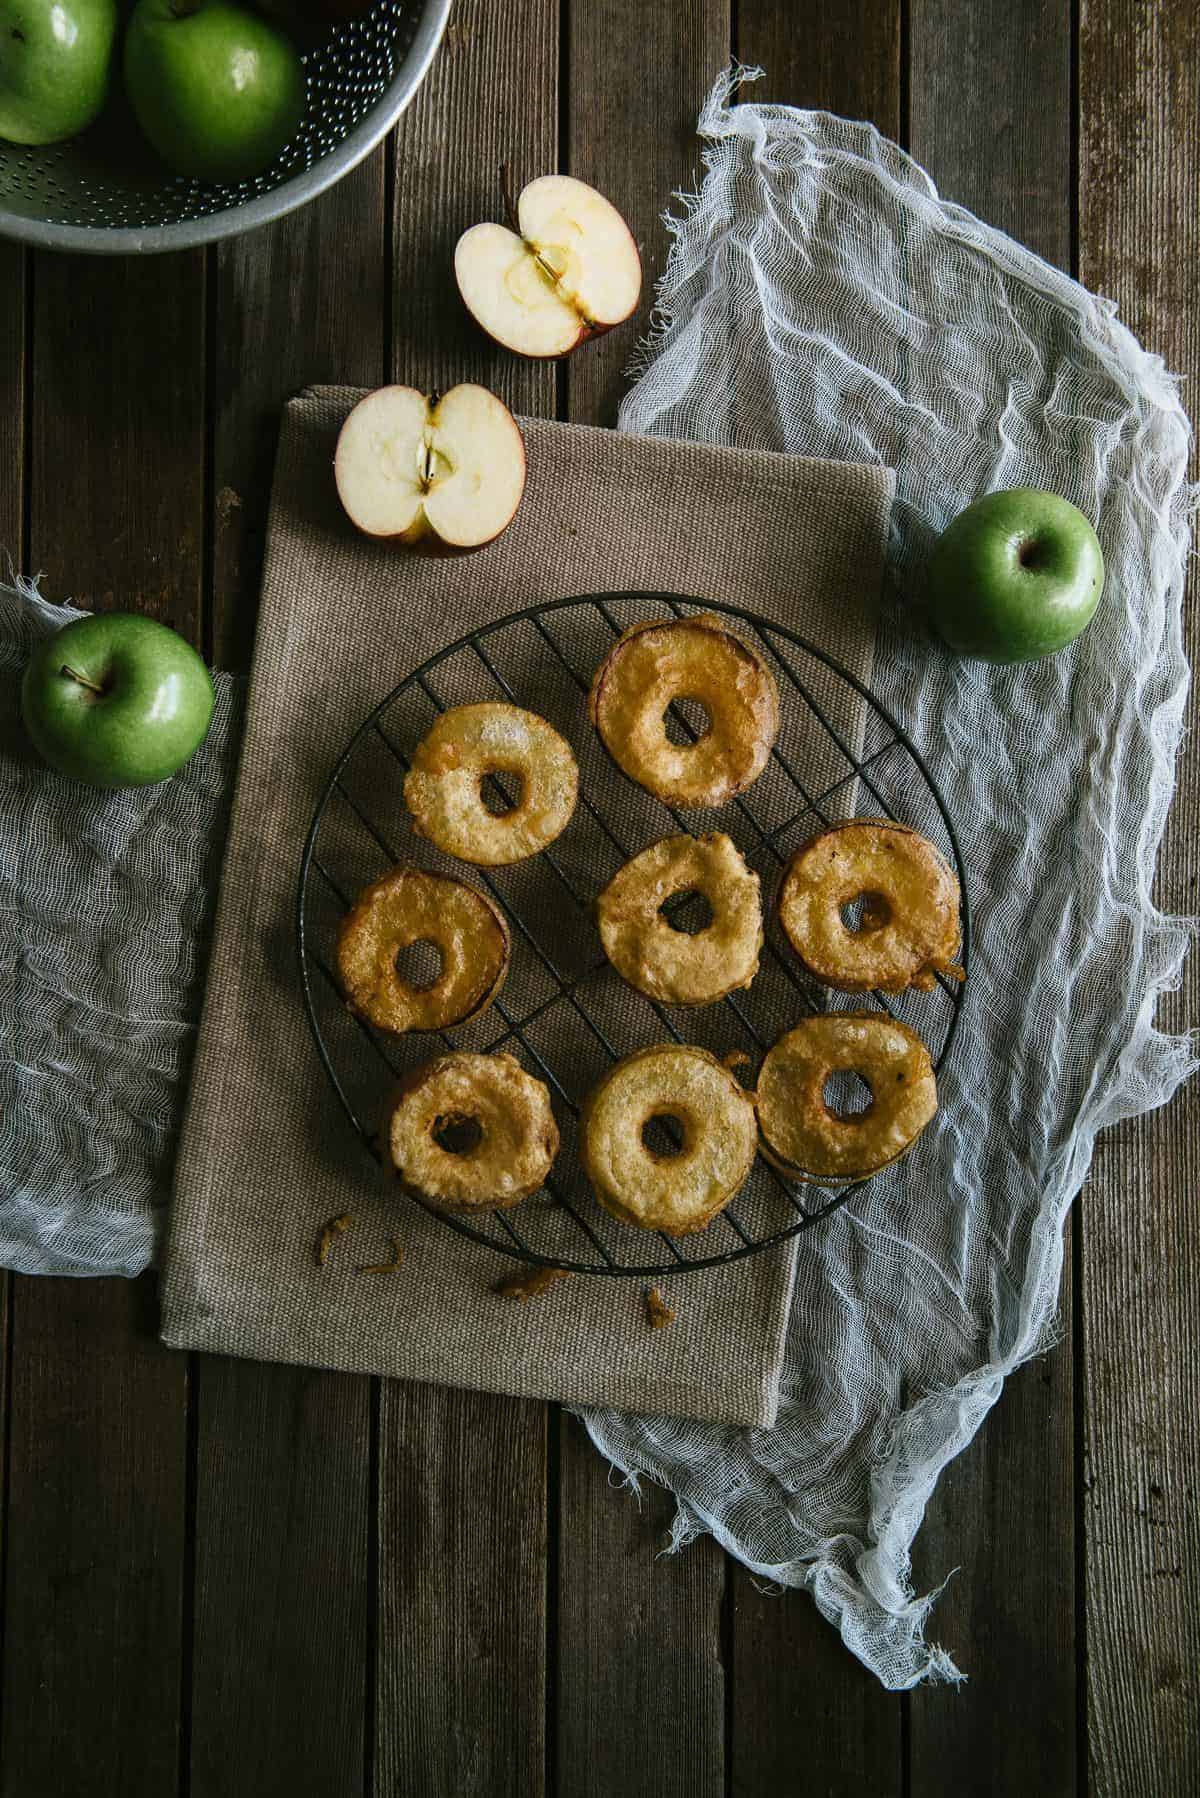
[0,0,450,255]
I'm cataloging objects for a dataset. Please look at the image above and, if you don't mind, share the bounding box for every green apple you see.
[21,613,215,789]
[0,0,117,145]
[926,488,1105,664]
[124,0,305,184]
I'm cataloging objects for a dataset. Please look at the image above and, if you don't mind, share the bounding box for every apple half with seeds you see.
[454,174,642,358]
[334,382,527,551]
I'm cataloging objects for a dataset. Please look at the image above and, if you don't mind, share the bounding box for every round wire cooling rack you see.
[297,593,971,1278]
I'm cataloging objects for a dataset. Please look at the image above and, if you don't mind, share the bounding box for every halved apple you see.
[454,174,642,358]
[333,383,527,550]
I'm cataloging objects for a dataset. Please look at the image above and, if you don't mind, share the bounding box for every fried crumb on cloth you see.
[314,1212,353,1268]
[493,1264,573,1301]
[356,1237,404,1274]
[645,1285,675,1330]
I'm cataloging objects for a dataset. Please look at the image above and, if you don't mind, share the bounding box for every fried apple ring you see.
[778,820,962,993]
[404,702,579,865]
[596,833,762,1006]
[581,1044,758,1234]
[387,1051,559,1211]
[588,613,780,807]
[756,1013,937,1182]
[337,865,510,1034]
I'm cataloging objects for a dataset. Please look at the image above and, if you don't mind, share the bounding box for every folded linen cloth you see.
[158,388,894,1425]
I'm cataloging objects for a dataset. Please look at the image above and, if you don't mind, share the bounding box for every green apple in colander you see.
[124,0,305,184]
[0,0,118,145]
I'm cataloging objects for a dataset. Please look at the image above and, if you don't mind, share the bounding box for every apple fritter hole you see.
[840,891,891,934]
[480,770,523,816]
[395,938,444,990]
[664,696,711,745]
[822,1070,874,1120]
[660,887,715,935]
[641,1112,687,1158]
[432,1113,483,1156]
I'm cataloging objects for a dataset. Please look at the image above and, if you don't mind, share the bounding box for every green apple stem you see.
[60,663,106,696]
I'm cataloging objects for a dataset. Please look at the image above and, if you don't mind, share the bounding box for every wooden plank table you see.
[2,2,1197,1792]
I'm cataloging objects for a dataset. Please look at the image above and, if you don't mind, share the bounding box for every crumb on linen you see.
[645,1285,675,1330]
[494,1265,572,1301]
[315,1213,353,1268]
[356,1237,405,1275]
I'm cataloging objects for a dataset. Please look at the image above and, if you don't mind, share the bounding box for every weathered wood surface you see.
[557,1420,728,1798]
[0,245,23,558]
[187,149,387,1798]
[907,4,1079,1794]
[2,1277,187,1798]
[1078,2,1200,1794]
[1,3,1197,1794]
[2,248,206,1798]
[375,1383,548,1797]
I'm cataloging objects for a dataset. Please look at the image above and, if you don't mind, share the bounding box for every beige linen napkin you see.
[160,388,894,1427]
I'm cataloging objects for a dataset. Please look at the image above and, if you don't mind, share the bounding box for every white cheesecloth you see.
[579,70,1198,1688]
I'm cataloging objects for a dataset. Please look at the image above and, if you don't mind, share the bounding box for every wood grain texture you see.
[188,164,388,1798]
[911,0,1071,266]
[905,4,1078,1789]
[189,1361,371,1798]
[375,7,559,1791]
[558,1417,726,1798]
[375,1384,548,1797]
[390,0,557,416]
[0,246,206,1798]
[28,252,206,631]
[564,0,731,428]
[737,0,900,139]
[556,8,731,1795]
[211,157,388,672]
[0,245,24,560]
[1079,3,1200,1792]
[909,1352,1076,1794]
[731,1576,901,1798]
[723,9,907,1793]
[1,1277,186,1798]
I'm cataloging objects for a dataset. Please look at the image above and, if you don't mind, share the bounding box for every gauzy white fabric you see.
[0,579,242,1276]
[580,72,1198,1688]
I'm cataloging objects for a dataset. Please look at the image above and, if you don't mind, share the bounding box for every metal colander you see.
[0,0,450,254]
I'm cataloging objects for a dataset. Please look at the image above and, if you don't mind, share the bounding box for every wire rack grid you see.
[296,593,971,1278]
